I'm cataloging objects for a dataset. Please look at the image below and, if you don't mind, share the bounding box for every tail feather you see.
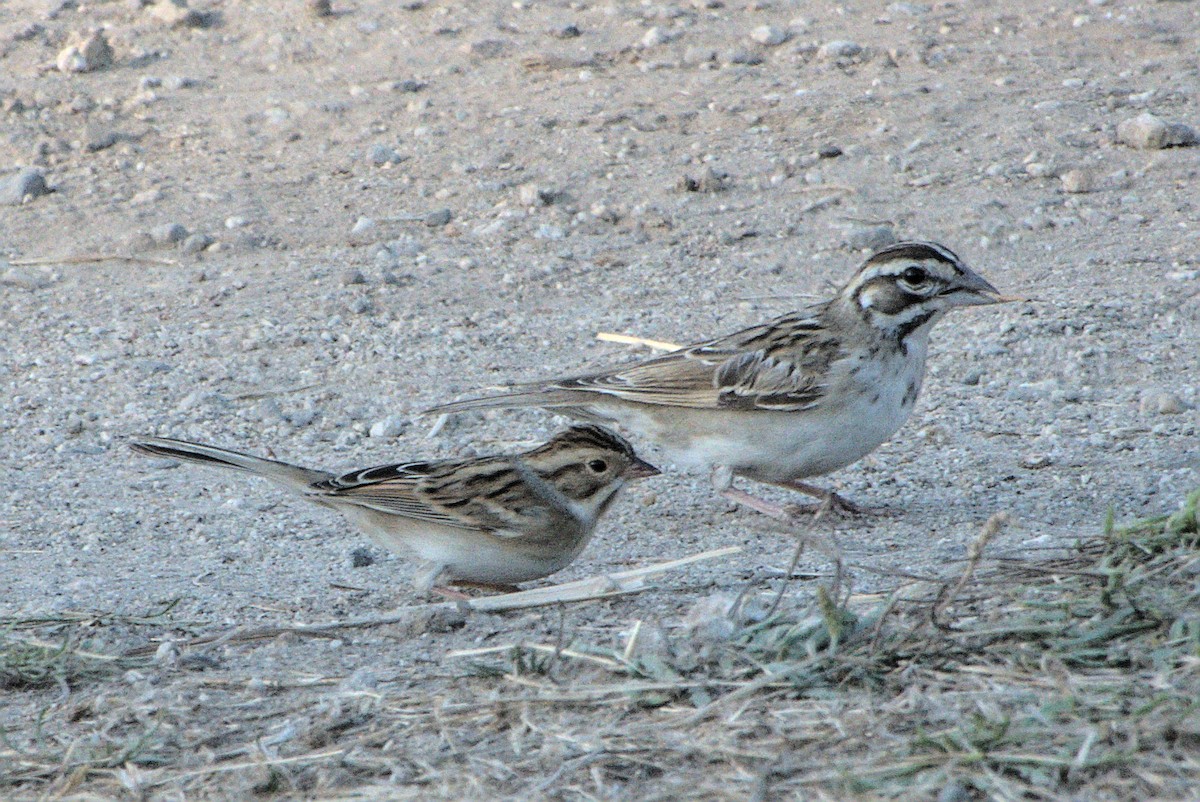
[129,436,331,492]
[424,388,587,416]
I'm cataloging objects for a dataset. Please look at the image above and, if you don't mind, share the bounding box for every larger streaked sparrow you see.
[427,241,1005,519]
[130,425,659,591]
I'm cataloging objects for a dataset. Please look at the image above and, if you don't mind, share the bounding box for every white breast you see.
[597,335,930,484]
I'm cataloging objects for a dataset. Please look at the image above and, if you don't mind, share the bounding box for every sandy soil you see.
[2,0,1198,797]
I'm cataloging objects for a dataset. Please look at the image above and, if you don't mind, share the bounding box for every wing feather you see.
[306,456,578,539]
[548,306,841,412]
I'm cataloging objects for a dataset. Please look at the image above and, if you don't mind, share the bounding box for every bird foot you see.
[431,580,522,599]
[782,494,893,519]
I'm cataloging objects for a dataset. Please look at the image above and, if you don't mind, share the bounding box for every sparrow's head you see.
[525,424,659,511]
[841,241,1001,339]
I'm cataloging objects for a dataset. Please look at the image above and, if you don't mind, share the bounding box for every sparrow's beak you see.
[943,266,1004,307]
[626,457,661,480]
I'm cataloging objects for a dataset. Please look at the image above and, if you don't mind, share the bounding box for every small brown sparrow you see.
[129,425,659,591]
[427,241,1006,519]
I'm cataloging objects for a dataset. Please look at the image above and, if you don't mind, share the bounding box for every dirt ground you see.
[2,0,1199,798]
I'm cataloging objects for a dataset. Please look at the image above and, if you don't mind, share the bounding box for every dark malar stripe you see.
[894,310,936,344]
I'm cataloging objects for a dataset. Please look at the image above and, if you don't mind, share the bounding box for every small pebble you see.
[423,208,452,227]
[641,27,676,48]
[181,233,213,254]
[56,30,113,73]
[678,166,729,193]
[1117,112,1198,150]
[1060,169,1095,194]
[148,0,208,28]
[465,39,507,58]
[369,415,407,438]
[1140,391,1186,415]
[519,183,550,206]
[750,25,788,47]
[1020,454,1053,470]
[549,23,581,39]
[350,216,377,240]
[1,168,51,205]
[367,144,405,165]
[818,40,862,60]
[683,46,716,65]
[340,267,367,285]
[349,547,375,568]
[1,264,56,290]
[308,0,333,16]
[723,49,763,66]
[818,144,843,159]
[150,222,188,246]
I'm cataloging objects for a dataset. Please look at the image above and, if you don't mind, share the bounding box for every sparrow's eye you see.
[587,459,609,474]
[900,266,929,287]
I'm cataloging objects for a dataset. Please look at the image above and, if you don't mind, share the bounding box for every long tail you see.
[424,388,586,417]
[129,436,331,492]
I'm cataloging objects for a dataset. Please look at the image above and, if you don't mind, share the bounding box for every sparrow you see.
[129,424,659,592]
[426,241,1005,519]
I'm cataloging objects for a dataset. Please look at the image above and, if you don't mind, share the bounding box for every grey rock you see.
[522,184,571,207]
[350,216,377,241]
[641,27,677,48]
[350,546,375,567]
[340,267,367,285]
[723,49,763,66]
[1,168,51,205]
[549,23,581,39]
[1140,391,1187,415]
[678,166,730,193]
[1117,112,1198,150]
[148,0,211,28]
[818,40,863,60]
[150,223,188,246]
[367,144,406,165]
[1060,169,1095,193]
[56,30,114,73]
[465,39,507,58]
[379,78,425,93]
[423,207,452,227]
[308,0,333,16]
[163,75,199,91]
[1,264,56,290]
[750,25,788,47]
[181,233,214,254]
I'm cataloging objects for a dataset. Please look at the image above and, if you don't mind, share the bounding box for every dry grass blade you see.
[595,331,683,352]
[9,254,177,266]
[6,494,1199,800]
[121,547,741,656]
